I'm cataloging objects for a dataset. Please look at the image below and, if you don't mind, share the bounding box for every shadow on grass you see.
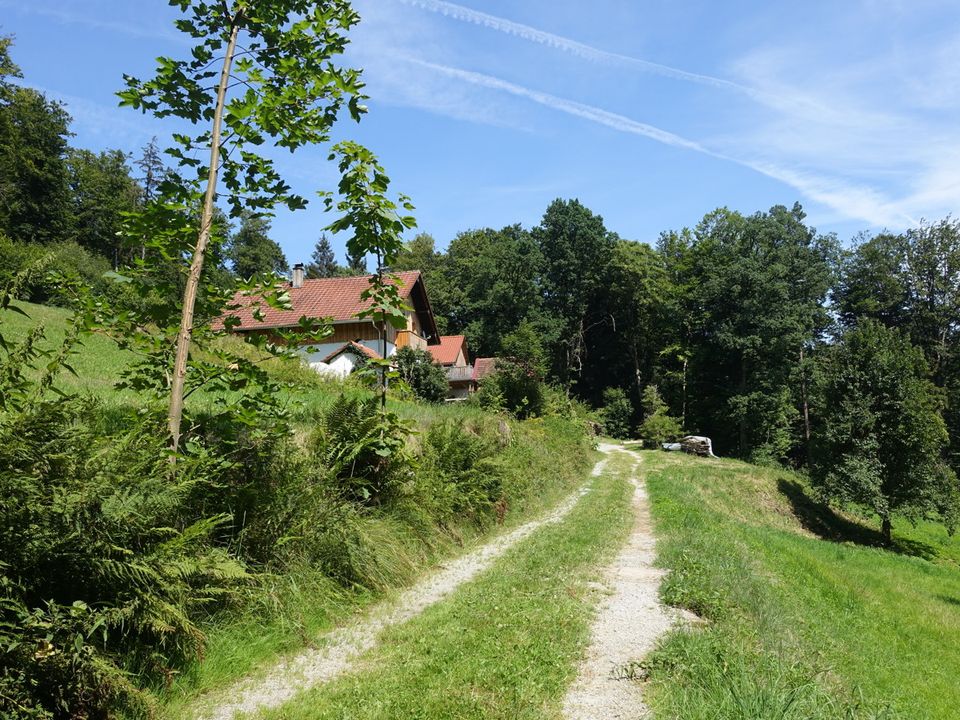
[777,478,939,561]
[938,594,960,608]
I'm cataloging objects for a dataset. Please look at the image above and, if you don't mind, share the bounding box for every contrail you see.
[409,58,910,228]
[399,0,753,96]
[408,58,710,154]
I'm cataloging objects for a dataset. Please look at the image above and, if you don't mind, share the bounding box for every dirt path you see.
[192,463,601,720]
[562,445,680,720]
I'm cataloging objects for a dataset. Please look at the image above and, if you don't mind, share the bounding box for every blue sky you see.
[3,0,959,264]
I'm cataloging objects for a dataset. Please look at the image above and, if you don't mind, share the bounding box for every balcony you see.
[395,329,428,350]
[446,365,474,383]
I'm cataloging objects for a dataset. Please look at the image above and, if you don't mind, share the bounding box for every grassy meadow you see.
[641,449,960,720]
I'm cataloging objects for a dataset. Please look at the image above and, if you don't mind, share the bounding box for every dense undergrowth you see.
[0,301,594,719]
[641,450,960,720]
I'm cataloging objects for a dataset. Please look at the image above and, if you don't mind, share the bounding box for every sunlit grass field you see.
[642,450,960,719]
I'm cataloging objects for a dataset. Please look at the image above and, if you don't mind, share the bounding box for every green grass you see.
[640,450,960,720]
[1,300,511,427]
[163,421,596,716]
[248,451,636,720]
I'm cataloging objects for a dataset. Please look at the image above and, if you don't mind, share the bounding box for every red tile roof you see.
[322,341,381,363]
[219,271,423,331]
[472,357,498,382]
[428,335,468,366]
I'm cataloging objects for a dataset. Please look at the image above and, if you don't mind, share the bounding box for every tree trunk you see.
[800,346,811,442]
[738,355,747,456]
[378,251,387,411]
[881,515,892,545]
[681,356,688,429]
[166,19,242,452]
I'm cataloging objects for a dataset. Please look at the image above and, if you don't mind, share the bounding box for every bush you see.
[313,394,414,506]
[421,420,502,521]
[0,235,113,306]
[0,401,247,719]
[601,387,633,438]
[483,360,545,418]
[638,384,682,446]
[394,346,448,403]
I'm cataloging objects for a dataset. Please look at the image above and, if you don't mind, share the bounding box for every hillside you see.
[642,449,960,719]
[0,300,598,717]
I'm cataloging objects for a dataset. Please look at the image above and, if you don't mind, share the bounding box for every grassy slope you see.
[3,301,509,426]
[162,415,593,714]
[3,301,598,714]
[641,450,960,720]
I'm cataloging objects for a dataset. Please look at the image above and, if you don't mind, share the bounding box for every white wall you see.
[299,340,395,365]
[309,353,360,379]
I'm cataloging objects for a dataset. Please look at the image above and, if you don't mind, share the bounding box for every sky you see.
[2,0,959,265]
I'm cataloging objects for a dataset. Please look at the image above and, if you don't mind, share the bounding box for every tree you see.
[392,232,438,272]
[533,199,616,388]
[392,231,451,333]
[678,203,835,460]
[324,141,417,408]
[394,346,448,403]
[601,387,633,439]
[0,38,73,243]
[306,234,339,278]
[835,232,909,330]
[836,219,960,475]
[66,148,140,266]
[345,247,367,274]
[482,321,546,419]
[228,213,288,279]
[118,0,367,450]
[638,384,682,447]
[134,136,167,205]
[584,239,669,407]
[810,320,958,544]
[439,225,542,356]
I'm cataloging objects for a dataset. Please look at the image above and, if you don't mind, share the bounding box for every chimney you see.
[292,263,305,289]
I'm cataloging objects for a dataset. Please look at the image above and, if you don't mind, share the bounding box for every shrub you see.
[394,346,448,403]
[421,420,502,521]
[0,234,113,306]
[601,387,633,439]
[638,384,682,446]
[0,401,247,718]
[484,360,545,418]
[313,394,414,506]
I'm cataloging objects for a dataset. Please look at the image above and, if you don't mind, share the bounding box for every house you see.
[315,341,381,379]
[472,357,498,384]
[220,265,440,372]
[221,264,502,395]
[427,335,473,399]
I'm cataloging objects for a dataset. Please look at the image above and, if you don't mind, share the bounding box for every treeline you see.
[398,201,959,470]
[0,36,371,299]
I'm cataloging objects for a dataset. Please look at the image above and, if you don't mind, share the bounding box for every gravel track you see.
[192,463,599,720]
[562,444,682,720]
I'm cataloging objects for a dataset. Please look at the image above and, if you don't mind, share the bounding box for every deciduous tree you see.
[227,213,288,279]
[810,320,958,543]
[118,0,368,450]
[0,37,73,244]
